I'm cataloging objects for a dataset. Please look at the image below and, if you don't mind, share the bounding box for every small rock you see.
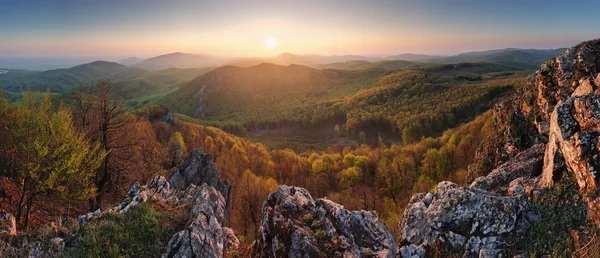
[0,209,16,235]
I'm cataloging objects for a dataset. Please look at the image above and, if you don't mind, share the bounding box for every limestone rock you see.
[470,144,545,192]
[0,209,16,235]
[161,184,231,258]
[398,182,533,257]
[169,148,232,222]
[253,185,397,258]
[539,93,600,219]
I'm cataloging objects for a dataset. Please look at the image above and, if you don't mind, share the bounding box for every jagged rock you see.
[398,245,425,258]
[469,40,600,182]
[78,174,177,224]
[0,209,16,235]
[74,149,238,258]
[507,177,542,199]
[223,227,240,252]
[253,185,396,258]
[398,181,533,257]
[162,184,231,258]
[169,148,232,223]
[470,144,545,192]
[540,93,600,219]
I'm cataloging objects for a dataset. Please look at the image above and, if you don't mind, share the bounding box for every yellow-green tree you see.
[11,93,105,230]
[168,131,186,167]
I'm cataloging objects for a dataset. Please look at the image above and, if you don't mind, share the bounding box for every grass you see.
[511,171,589,257]
[64,202,187,258]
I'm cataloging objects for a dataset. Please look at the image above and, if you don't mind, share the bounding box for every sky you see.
[1,0,599,59]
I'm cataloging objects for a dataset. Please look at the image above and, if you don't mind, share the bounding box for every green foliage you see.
[513,173,588,256]
[339,167,361,189]
[9,92,105,227]
[66,202,183,258]
[0,64,212,108]
[161,63,522,153]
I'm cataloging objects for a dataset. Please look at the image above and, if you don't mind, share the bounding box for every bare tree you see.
[73,80,138,211]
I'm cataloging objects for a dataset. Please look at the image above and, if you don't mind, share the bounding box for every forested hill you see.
[159,62,527,145]
[0,61,213,102]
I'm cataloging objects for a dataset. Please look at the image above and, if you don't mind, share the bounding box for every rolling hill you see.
[318,60,415,70]
[157,62,526,149]
[0,61,213,103]
[132,52,233,70]
[384,48,565,69]
[427,48,566,68]
[119,57,146,66]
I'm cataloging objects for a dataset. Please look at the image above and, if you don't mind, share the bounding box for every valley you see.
[0,40,595,257]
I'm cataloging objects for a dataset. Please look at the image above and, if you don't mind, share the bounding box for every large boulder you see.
[253,185,396,258]
[169,148,232,222]
[398,182,533,257]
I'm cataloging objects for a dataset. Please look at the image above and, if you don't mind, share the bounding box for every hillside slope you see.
[0,61,212,101]
[160,62,525,146]
[132,52,232,70]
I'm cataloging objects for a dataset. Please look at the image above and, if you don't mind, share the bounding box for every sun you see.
[265,37,278,49]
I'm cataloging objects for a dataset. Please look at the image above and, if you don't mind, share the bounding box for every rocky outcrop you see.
[540,91,600,220]
[0,209,16,235]
[169,148,232,223]
[77,148,238,258]
[162,184,230,258]
[253,185,396,258]
[398,182,535,257]
[470,144,545,192]
[402,39,600,257]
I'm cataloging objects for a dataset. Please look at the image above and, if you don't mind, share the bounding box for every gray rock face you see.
[76,174,239,258]
[162,184,231,258]
[398,182,532,257]
[0,209,16,235]
[540,93,600,219]
[470,144,545,192]
[169,148,232,223]
[76,149,239,258]
[253,185,397,258]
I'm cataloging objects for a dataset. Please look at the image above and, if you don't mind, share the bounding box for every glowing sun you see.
[265,37,278,49]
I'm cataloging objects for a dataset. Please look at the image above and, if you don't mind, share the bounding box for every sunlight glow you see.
[265,37,278,49]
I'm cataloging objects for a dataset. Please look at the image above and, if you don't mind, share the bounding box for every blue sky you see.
[0,0,599,58]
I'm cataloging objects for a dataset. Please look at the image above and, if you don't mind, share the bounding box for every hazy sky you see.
[1,0,599,58]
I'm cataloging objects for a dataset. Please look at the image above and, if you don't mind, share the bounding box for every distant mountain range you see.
[0,61,212,101]
[119,57,145,66]
[2,47,566,72]
[128,52,234,71]
[119,48,564,70]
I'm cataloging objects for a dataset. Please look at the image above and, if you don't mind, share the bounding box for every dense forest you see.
[0,58,531,256]
[0,79,497,244]
[159,62,525,147]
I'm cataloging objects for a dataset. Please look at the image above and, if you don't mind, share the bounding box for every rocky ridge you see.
[253,185,397,258]
[399,39,600,257]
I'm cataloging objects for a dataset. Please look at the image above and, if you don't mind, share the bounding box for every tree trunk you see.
[15,178,28,225]
[24,196,33,231]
